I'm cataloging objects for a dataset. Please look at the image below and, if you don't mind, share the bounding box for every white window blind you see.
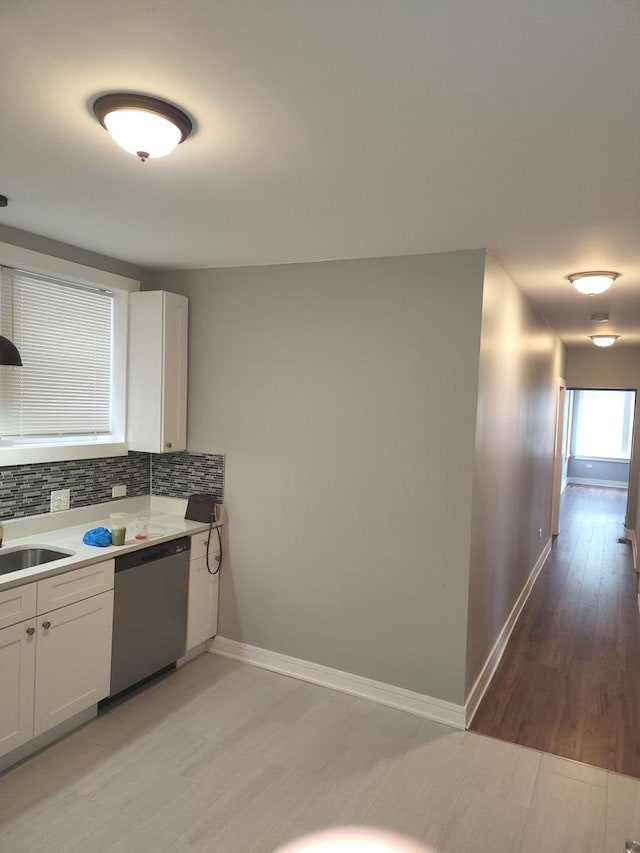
[0,267,113,440]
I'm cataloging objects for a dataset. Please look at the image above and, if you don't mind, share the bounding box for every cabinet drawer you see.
[190,530,220,562]
[0,583,37,630]
[37,560,114,614]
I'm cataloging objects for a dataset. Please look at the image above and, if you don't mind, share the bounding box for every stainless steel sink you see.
[0,546,75,576]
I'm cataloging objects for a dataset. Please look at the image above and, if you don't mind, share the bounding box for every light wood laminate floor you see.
[472,485,639,777]
[0,652,639,852]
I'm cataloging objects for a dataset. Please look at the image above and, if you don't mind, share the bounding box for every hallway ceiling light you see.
[92,93,193,163]
[589,334,620,347]
[568,271,619,295]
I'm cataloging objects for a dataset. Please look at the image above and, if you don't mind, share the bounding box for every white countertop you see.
[0,504,221,592]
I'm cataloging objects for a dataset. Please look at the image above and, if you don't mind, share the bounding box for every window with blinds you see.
[0,267,114,441]
[572,389,635,460]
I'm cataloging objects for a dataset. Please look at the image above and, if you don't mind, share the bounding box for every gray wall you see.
[465,253,564,698]
[566,456,630,486]
[152,250,485,705]
[566,346,640,533]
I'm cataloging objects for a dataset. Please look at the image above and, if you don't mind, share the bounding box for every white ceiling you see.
[1,0,639,345]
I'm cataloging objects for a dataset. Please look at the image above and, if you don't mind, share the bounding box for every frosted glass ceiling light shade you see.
[568,271,619,295]
[104,110,181,159]
[590,335,620,347]
[93,94,193,162]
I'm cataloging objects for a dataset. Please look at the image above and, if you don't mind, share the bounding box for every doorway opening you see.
[558,387,636,535]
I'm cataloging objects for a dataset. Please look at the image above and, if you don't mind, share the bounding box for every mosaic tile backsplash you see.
[0,450,224,520]
[151,452,224,501]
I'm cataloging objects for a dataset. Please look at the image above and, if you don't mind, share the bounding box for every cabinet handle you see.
[26,626,35,636]
[42,620,51,630]
[165,442,172,449]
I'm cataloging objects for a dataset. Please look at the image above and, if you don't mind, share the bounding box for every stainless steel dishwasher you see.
[109,536,190,697]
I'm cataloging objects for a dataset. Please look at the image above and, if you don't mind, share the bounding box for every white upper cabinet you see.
[127,290,188,453]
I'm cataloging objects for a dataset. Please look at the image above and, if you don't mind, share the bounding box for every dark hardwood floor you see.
[471,484,640,777]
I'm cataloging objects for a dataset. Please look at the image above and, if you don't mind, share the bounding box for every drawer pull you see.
[26,626,35,636]
[42,620,51,630]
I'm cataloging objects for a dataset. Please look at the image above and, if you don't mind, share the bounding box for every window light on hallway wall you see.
[572,389,635,460]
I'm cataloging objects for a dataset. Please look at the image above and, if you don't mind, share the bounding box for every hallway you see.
[471,485,640,777]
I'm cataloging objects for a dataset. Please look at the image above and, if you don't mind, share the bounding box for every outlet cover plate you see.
[112,484,127,498]
[50,489,70,512]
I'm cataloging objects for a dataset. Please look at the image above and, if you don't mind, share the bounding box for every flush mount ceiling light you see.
[567,271,619,295]
[93,93,193,162]
[589,334,620,348]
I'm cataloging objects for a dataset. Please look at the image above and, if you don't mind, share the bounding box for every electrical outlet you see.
[538,527,543,539]
[585,463,593,469]
[50,488,70,512]
[112,484,127,498]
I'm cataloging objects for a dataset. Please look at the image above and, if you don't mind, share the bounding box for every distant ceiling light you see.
[568,271,619,295]
[92,93,193,162]
[590,312,610,323]
[589,335,620,347]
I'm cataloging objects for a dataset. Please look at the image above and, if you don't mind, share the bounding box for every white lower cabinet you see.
[186,532,220,649]
[0,619,36,756]
[0,561,114,761]
[0,528,220,764]
[34,591,113,737]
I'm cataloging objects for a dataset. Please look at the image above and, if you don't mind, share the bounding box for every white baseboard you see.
[464,538,552,727]
[177,640,210,667]
[566,477,628,489]
[210,636,466,730]
[0,705,96,774]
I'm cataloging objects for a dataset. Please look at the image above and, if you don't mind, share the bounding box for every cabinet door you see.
[161,292,188,452]
[186,557,219,650]
[128,291,164,452]
[127,290,188,454]
[0,619,36,758]
[33,591,113,737]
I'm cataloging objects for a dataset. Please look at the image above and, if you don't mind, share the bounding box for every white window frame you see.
[569,387,636,462]
[0,241,139,466]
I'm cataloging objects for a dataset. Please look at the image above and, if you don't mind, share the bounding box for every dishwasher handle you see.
[140,547,171,562]
[115,536,191,573]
